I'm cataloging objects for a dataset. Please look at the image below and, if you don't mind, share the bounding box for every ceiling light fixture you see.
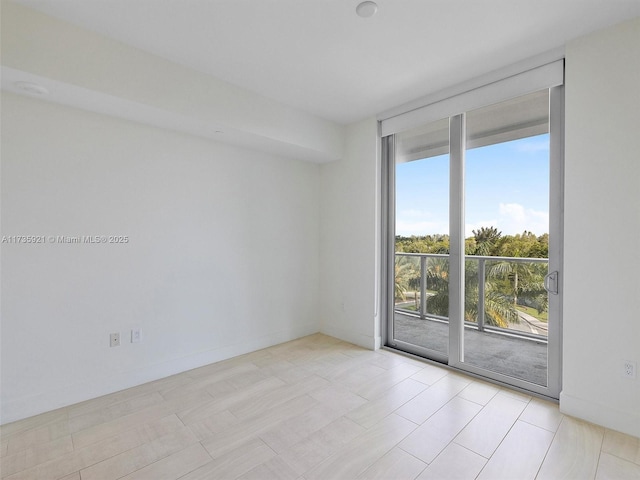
[356,1,378,18]
[14,81,49,95]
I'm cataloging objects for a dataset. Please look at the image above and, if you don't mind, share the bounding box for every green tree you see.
[423,257,519,328]
[489,260,542,308]
[394,256,420,304]
[490,230,548,311]
[394,227,549,325]
[471,226,502,256]
[424,257,450,316]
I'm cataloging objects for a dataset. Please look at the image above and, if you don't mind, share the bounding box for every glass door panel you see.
[385,84,562,398]
[463,90,551,387]
[391,118,450,359]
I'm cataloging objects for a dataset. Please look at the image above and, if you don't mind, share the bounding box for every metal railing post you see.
[420,255,427,319]
[477,258,485,332]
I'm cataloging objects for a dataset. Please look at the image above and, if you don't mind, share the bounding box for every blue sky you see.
[396,134,549,237]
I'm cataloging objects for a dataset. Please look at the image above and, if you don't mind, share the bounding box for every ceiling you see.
[10,0,640,125]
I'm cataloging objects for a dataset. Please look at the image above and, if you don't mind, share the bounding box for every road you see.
[510,310,548,335]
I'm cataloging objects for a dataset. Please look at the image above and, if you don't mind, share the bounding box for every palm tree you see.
[472,226,502,256]
[424,257,449,316]
[394,256,420,304]
[422,256,519,328]
[488,260,546,309]
[465,280,520,328]
[518,271,549,314]
[394,263,409,303]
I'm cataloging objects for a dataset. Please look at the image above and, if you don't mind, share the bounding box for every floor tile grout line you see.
[2,418,69,455]
[393,392,492,473]
[533,414,566,479]
[600,448,640,467]
[396,443,431,470]
[353,431,420,480]
[592,425,607,480]
[455,386,500,407]
[69,419,198,480]
[67,389,166,423]
[472,411,532,479]
[517,411,564,433]
[452,440,491,459]
[347,379,432,426]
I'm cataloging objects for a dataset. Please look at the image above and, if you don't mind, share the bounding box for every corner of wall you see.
[319,117,380,350]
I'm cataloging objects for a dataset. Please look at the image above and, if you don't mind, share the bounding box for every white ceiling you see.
[9,0,640,124]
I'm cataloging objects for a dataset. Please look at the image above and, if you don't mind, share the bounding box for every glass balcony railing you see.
[395,252,549,340]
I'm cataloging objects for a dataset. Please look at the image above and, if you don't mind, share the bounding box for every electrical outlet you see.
[110,332,120,347]
[623,360,636,379]
[131,328,141,343]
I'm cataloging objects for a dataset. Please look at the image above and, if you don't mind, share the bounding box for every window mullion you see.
[448,113,465,365]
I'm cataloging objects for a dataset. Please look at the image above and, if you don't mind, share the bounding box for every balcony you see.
[394,253,549,386]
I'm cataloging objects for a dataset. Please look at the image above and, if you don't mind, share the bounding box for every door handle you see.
[544,271,559,295]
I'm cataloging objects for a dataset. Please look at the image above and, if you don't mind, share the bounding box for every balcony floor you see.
[394,314,548,386]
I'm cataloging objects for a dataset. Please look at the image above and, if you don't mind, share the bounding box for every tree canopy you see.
[395,227,550,326]
[396,229,548,258]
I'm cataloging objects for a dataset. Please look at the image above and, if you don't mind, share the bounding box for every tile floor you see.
[1,333,639,480]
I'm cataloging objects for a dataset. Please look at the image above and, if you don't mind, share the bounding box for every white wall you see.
[561,17,640,437]
[319,118,381,349]
[0,92,321,423]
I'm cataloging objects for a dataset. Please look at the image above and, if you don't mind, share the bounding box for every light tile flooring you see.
[1,334,639,480]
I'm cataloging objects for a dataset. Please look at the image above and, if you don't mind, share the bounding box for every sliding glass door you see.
[460,90,553,388]
[384,72,563,398]
[390,118,450,362]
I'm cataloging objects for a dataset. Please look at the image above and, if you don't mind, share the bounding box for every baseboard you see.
[1,323,318,425]
[560,391,640,438]
[320,324,376,350]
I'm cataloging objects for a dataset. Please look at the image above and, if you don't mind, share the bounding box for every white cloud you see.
[497,203,548,235]
[396,209,447,236]
[397,204,548,237]
[500,203,526,222]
